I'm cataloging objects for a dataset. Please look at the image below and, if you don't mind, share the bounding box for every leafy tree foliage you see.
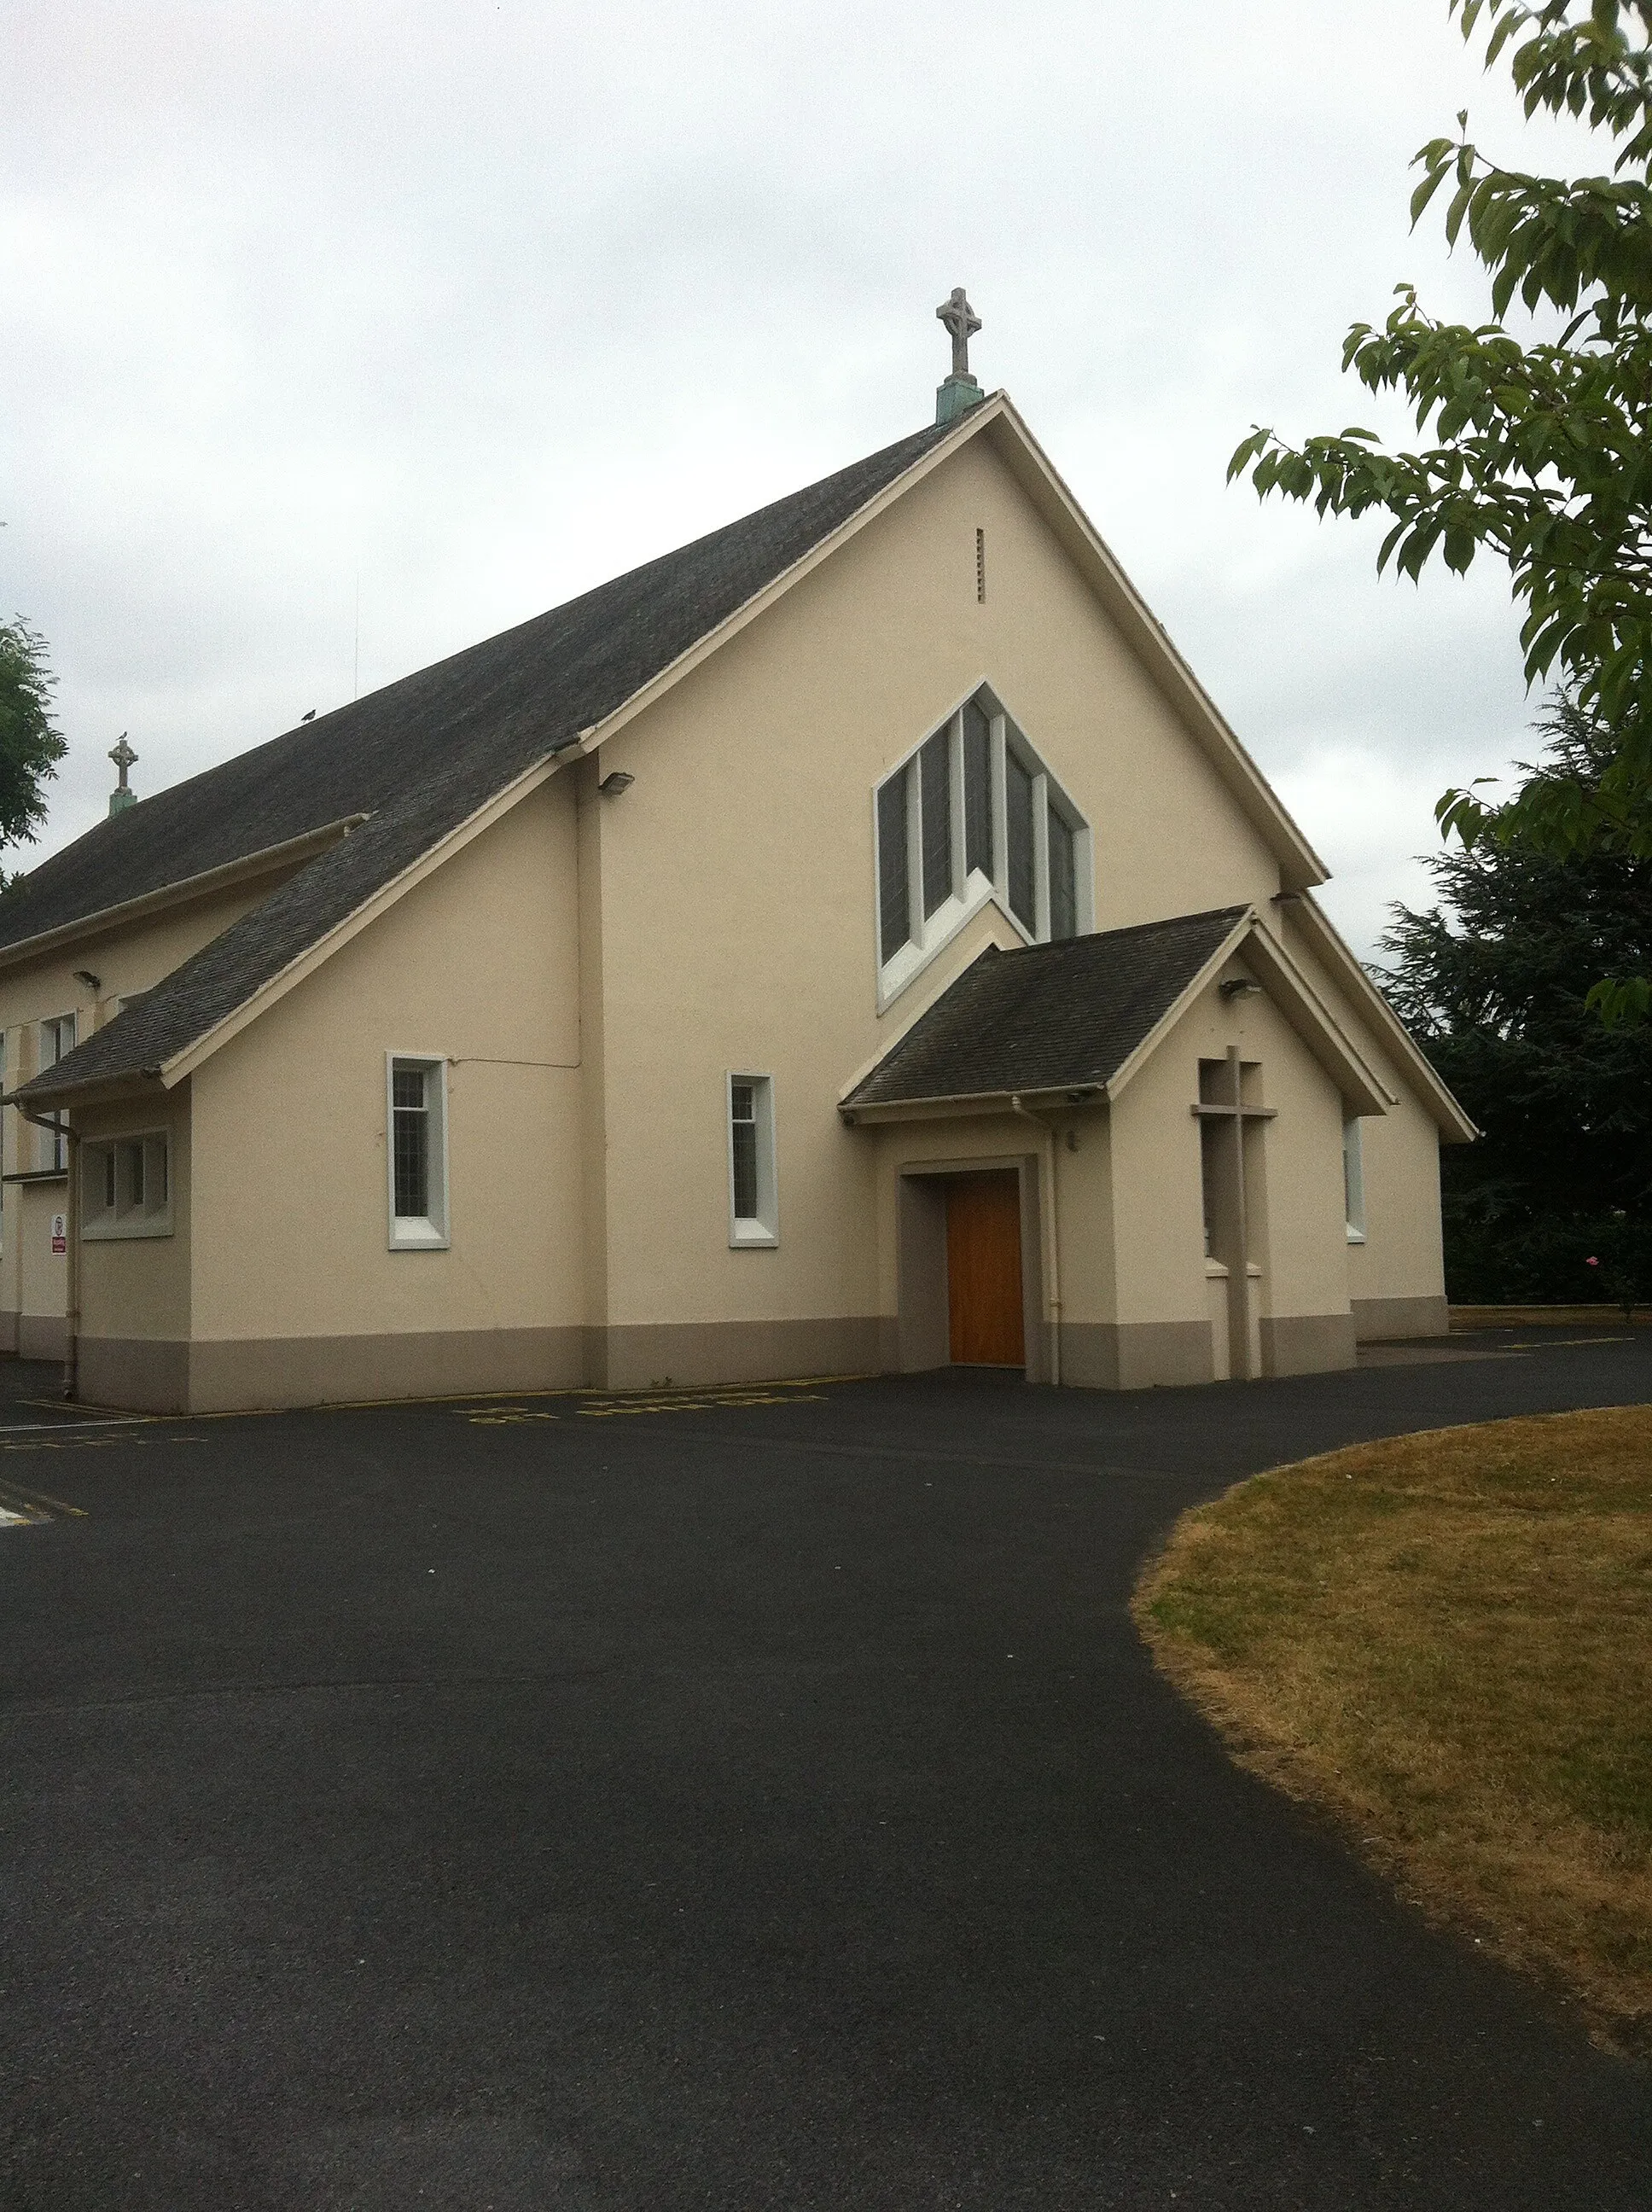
[1378,696,1652,1304]
[1230,2,1652,1017]
[0,618,67,869]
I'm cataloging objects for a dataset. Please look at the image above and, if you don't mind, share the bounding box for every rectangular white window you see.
[387,1056,449,1249]
[726,1073,777,1247]
[39,1014,76,1172]
[82,1130,173,1241]
[1343,1117,1366,1243]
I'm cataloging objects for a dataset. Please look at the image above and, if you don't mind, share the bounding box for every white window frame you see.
[871,683,1093,1010]
[387,1053,451,1250]
[725,1071,778,1248]
[38,1014,76,1173]
[81,1128,174,1242]
[1343,1116,1367,1244]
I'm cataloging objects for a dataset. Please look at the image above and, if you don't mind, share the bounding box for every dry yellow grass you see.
[1133,1406,1652,2052]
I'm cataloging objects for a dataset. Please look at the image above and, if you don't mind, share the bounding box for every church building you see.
[0,300,1473,1412]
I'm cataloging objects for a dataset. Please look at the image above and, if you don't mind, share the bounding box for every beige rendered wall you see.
[585,430,1293,1380]
[1281,907,1450,1336]
[1102,972,1356,1382]
[180,774,583,1406]
[0,875,285,1350]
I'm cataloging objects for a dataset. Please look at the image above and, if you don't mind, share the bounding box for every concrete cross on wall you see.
[936,288,981,380]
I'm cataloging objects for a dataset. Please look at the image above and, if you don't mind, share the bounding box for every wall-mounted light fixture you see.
[597,770,635,797]
[1219,975,1262,1001]
[73,969,102,992]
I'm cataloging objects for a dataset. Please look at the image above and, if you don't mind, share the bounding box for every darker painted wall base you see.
[1259,1312,1357,1376]
[1058,1320,1213,1391]
[19,1314,66,1363]
[1352,1295,1450,1342]
[74,1318,887,1414]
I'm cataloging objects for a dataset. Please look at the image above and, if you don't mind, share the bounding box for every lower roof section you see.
[839,904,1399,1122]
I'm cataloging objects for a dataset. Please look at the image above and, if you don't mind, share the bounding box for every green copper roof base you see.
[935,374,983,427]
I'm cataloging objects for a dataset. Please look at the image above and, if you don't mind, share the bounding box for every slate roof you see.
[841,908,1251,1111]
[15,416,958,1103]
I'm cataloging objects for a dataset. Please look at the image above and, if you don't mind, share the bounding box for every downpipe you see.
[1009,1094,1062,1388]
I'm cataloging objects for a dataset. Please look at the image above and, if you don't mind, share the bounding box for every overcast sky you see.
[3,1,1603,956]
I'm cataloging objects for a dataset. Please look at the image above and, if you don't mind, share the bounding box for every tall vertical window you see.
[919,728,952,918]
[387,1056,449,1248]
[877,774,910,963]
[1047,805,1077,942]
[1004,749,1035,931]
[726,1073,777,1246]
[872,689,1091,1002]
[1343,1118,1366,1243]
[39,1015,76,1172]
[963,699,992,877]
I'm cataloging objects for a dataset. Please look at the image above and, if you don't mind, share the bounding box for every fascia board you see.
[573,397,1013,759]
[979,402,1329,893]
[4,1072,167,1113]
[842,1086,1096,1126]
[1102,914,1259,1103]
[1237,923,1393,1117]
[156,753,567,1089]
[0,815,370,976]
[1097,912,1392,1117]
[1284,892,1479,1142]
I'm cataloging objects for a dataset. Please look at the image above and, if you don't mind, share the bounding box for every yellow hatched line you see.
[0,1480,86,1520]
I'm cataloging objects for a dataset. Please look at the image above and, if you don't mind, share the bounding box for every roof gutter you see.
[839,1083,1102,1126]
[0,814,369,977]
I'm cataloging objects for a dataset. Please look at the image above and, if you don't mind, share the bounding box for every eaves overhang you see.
[0,814,370,977]
[839,909,1394,1125]
[841,1083,1102,1126]
[1278,892,1479,1143]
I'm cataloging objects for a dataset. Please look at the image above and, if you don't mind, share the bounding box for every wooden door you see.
[945,1172,1026,1367]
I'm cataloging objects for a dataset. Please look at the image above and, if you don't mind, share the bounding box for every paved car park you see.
[2,1336,1649,2209]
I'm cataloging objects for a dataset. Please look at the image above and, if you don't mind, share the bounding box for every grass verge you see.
[1132,1406,1652,2053]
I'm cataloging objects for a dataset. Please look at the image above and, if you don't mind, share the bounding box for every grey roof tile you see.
[841,908,1250,1109]
[17,416,957,1101]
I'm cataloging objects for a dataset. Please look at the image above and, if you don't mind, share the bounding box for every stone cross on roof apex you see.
[934,288,986,427]
[108,732,138,817]
[936,287,980,380]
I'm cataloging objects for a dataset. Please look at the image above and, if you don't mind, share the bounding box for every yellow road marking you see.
[0,1480,85,1519]
[575,1390,828,1418]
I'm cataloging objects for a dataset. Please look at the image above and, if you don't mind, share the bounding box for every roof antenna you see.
[935,288,985,426]
[108,733,137,817]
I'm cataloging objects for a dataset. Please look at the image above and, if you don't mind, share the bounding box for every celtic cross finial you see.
[108,733,137,790]
[936,288,981,381]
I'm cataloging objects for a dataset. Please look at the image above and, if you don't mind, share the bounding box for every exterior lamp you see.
[597,771,635,797]
[1219,976,1262,1001]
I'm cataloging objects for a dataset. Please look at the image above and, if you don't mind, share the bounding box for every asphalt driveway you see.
[2,1336,1649,2210]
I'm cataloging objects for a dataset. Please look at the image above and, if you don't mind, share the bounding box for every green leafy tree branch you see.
[0,619,67,877]
[1230,2,1652,1021]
